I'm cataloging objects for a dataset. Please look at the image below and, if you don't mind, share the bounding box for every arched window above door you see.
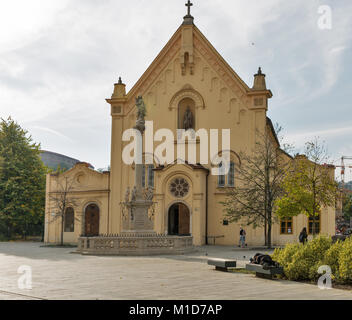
[169,177,190,198]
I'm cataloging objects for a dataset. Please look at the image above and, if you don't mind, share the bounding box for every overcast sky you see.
[1,0,351,181]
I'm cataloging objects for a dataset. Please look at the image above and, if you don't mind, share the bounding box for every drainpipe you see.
[107,171,110,234]
[205,170,209,245]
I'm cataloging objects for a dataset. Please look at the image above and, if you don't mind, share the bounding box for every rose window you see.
[169,178,189,198]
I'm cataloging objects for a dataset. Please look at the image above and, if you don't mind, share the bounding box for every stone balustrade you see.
[77,235,194,255]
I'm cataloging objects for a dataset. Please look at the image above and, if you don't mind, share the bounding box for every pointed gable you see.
[125,26,183,104]
[106,7,272,127]
[116,19,271,115]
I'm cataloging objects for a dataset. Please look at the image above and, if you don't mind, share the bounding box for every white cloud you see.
[29,126,74,142]
[0,0,69,53]
[330,46,346,54]
[286,126,352,146]
[0,0,351,170]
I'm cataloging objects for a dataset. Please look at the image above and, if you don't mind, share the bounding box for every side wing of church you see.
[44,9,336,246]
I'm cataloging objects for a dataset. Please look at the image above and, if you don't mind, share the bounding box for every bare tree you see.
[49,176,79,246]
[221,123,292,248]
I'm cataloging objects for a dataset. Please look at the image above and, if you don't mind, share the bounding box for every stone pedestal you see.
[76,96,194,256]
[122,200,154,233]
[77,235,194,256]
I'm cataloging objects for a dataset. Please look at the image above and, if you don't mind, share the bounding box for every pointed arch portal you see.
[168,203,190,236]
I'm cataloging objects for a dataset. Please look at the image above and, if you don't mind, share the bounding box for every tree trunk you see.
[267,223,272,249]
[7,223,11,239]
[61,214,64,246]
[24,220,27,240]
[264,217,267,246]
[267,211,272,249]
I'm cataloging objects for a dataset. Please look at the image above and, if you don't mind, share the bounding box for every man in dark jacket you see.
[299,227,308,244]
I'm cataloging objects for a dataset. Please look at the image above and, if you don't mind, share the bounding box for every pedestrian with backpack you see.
[299,227,308,244]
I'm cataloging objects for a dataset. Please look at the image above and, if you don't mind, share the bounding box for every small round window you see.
[169,178,189,198]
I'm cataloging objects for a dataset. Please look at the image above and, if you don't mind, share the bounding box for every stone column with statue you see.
[77,96,193,255]
[122,96,155,234]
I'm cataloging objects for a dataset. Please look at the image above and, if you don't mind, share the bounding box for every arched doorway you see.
[85,204,100,236]
[168,203,190,236]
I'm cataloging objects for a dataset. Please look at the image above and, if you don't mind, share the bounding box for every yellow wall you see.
[44,163,109,244]
[44,22,336,246]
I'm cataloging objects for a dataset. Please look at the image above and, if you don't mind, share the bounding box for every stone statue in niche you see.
[183,106,193,130]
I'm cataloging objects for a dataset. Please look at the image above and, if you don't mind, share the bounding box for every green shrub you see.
[323,240,343,281]
[272,236,332,281]
[0,234,9,242]
[271,236,352,284]
[272,243,300,270]
[338,237,352,283]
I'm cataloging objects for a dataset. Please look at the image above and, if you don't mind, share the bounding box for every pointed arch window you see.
[218,162,226,187]
[218,161,235,187]
[148,165,154,187]
[228,162,235,187]
[142,165,155,188]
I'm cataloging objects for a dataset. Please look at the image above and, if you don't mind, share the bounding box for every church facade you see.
[44,8,335,246]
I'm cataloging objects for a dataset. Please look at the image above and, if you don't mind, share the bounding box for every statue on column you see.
[134,96,147,134]
[131,186,137,202]
[183,106,193,130]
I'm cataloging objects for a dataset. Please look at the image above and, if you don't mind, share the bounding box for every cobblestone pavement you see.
[0,242,351,300]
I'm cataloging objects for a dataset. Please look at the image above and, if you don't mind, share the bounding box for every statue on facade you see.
[183,106,193,130]
[131,186,137,202]
[124,187,130,203]
[145,187,154,201]
[134,96,147,134]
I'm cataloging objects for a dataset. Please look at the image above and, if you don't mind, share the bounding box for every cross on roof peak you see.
[183,0,194,25]
[185,0,193,17]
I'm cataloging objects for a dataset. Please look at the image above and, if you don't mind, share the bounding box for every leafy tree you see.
[342,193,352,221]
[275,138,337,236]
[0,118,47,239]
[97,165,110,173]
[56,162,71,171]
[221,124,292,248]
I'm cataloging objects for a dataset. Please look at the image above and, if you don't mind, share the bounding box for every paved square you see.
[0,242,351,300]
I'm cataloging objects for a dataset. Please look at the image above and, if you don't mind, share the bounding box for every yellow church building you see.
[44,4,335,247]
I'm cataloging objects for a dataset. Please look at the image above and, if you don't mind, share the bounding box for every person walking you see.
[239,227,246,248]
[299,227,308,244]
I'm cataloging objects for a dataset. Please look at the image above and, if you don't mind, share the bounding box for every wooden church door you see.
[178,203,190,235]
[85,204,100,236]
